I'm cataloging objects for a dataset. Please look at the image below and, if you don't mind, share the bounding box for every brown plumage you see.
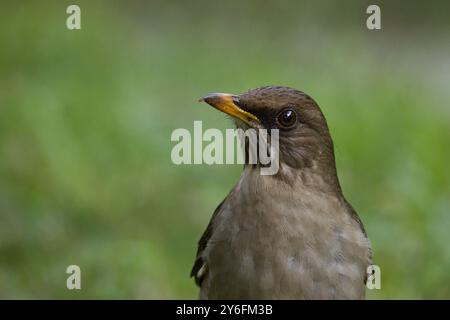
[191,86,371,299]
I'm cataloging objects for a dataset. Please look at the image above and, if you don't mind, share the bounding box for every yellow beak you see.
[200,93,260,127]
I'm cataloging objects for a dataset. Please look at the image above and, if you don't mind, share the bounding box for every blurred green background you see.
[1,0,449,299]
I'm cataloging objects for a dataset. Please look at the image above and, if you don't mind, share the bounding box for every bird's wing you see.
[190,195,229,287]
[342,198,373,283]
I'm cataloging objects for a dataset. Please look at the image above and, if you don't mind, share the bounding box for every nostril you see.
[233,98,247,110]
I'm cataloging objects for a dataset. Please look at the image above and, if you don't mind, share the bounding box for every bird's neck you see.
[242,161,343,197]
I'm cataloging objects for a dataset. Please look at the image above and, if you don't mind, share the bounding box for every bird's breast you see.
[203,169,369,299]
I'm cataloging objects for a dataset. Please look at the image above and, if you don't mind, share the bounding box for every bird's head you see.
[201,86,339,188]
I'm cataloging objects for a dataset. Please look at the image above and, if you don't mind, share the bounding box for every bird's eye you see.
[277,109,297,129]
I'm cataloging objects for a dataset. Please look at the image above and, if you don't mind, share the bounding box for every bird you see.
[191,86,372,299]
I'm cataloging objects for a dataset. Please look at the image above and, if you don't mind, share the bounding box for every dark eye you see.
[277,109,297,129]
